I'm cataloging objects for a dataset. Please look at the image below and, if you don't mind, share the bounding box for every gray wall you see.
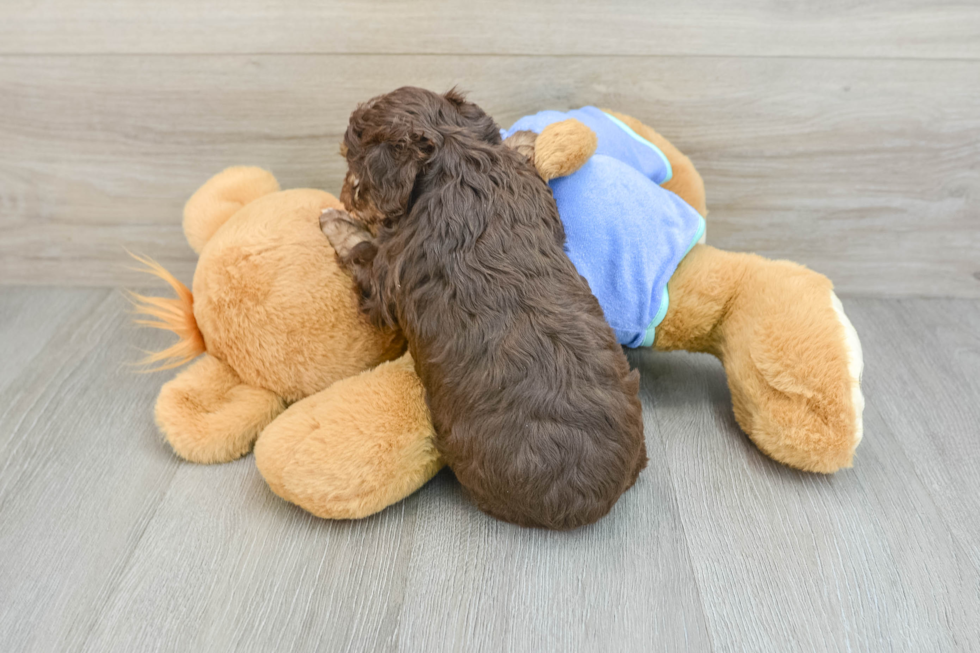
[1,1,978,296]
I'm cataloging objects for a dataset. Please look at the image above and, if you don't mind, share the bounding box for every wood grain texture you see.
[847,300,980,574]
[2,289,980,653]
[0,287,107,395]
[1,0,978,59]
[2,55,978,295]
[635,299,980,652]
[390,434,711,652]
[0,288,180,653]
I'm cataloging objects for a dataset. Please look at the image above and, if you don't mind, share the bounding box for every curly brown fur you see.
[502,129,538,165]
[326,87,647,529]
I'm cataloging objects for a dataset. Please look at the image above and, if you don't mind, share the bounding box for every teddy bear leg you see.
[254,352,443,520]
[599,110,707,218]
[155,354,287,464]
[654,245,865,473]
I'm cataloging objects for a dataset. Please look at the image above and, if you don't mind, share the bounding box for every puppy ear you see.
[361,120,434,217]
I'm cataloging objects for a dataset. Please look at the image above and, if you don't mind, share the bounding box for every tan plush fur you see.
[654,246,860,472]
[156,354,286,463]
[183,166,281,253]
[191,187,404,402]
[533,119,598,181]
[129,254,205,370]
[255,353,441,519]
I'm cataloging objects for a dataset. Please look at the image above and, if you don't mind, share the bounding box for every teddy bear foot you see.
[156,354,287,464]
[254,353,442,519]
[657,245,865,473]
[726,282,865,474]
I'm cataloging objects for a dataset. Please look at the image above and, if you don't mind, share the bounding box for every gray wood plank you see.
[922,299,980,407]
[2,55,978,296]
[0,287,107,396]
[1,0,978,59]
[78,465,422,653]
[3,290,980,652]
[84,464,711,653]
[846,299,980,573]
[636,297,980,652]
[0,289,183,653]
[390,396,712,652]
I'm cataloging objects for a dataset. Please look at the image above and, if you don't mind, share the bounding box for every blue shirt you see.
[502,107,705,347]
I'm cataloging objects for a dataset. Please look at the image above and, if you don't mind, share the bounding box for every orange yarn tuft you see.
[127,253,206,370]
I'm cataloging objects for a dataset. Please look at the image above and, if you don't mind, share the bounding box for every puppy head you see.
[340,86,499,234]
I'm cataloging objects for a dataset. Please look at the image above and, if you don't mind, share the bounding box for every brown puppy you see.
[322,87,646,529]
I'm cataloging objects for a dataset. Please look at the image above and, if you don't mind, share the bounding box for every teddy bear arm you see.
[530,119,598,182]
[599,110,707,218]
[155,354,286,464]
[254,352,443,519]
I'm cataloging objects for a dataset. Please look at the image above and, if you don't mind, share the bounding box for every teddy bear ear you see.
[182,166,281,253]
[534,119,598,181]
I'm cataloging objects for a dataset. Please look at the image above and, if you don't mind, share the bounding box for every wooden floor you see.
[1,287,978,652]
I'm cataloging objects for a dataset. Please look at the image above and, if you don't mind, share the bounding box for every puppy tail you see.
[126,253,206,370]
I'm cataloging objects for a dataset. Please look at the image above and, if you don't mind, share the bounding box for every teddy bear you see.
[132,109,864,522]
[130,168,440,517]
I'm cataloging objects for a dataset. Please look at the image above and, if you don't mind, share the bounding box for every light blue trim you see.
[639,216,706,348]
[640,287,670,348]
[688,215,706,254]
[600,111,673,184]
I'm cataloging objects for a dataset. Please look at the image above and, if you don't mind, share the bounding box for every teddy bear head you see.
[136,166,405,403]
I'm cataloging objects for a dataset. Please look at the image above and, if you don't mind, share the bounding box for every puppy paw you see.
[320,208,372,259]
